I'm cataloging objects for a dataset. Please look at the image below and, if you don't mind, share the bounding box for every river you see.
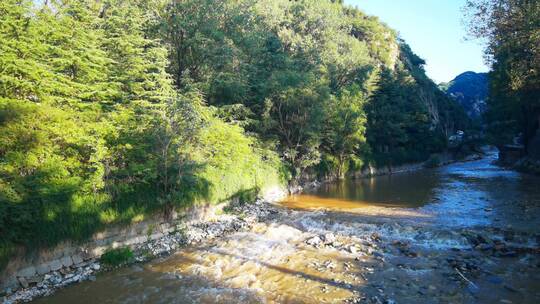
[34,151,540,303]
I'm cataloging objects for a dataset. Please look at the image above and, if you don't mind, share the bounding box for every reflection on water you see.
[282,151,540,231]
[299,169,441,208]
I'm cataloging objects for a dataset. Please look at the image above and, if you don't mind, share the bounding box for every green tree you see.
[322,86,368,178]
[0,0,470,270]
[261,76,327,182]
[466,0,540,148]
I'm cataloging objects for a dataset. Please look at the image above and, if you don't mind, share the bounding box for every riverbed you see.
[33,152,540,303]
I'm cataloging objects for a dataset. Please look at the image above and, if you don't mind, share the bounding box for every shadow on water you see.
[304,169,442,208]
[283,151,540,231]
[201,247,364,292]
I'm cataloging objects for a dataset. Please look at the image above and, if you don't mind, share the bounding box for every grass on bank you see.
[100,247,134,266]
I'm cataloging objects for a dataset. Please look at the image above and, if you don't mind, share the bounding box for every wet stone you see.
[306,235,322,246]
[322,233,336,244]
[26,276,42,284]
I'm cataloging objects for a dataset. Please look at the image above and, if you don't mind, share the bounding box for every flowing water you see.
[35,151,540,303]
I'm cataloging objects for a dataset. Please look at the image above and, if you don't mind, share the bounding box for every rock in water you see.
[306,236,322,246]
[322,233,336,244]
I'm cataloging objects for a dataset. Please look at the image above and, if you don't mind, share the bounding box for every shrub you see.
[194,118,286,204]
[100,247,134,266]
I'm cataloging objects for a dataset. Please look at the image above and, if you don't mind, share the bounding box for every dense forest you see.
[0,0,469,267]
[465,0,540,150]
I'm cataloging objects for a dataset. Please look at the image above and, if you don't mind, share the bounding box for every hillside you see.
[0,0,468,268]
[440,71,488,119]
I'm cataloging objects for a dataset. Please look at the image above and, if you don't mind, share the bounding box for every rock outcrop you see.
[440,71,488,119]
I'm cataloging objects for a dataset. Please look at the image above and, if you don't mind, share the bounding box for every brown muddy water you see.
[35,151,540,303]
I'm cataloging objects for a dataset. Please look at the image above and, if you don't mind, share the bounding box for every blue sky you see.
[344,0,489,83]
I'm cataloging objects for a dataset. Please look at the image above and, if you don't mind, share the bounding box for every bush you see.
[100,247,134,266]
[194,118,286,204]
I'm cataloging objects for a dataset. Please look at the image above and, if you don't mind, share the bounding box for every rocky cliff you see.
[440,71,488,119]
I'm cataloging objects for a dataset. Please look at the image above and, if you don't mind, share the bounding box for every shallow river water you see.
[35,151,540,304]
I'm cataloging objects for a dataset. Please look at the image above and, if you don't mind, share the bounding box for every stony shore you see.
[1,199,284,304]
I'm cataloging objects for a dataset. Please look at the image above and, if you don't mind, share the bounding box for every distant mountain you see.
[440,71,488,119]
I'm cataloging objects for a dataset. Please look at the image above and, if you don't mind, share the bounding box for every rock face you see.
[440,71,488,119]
